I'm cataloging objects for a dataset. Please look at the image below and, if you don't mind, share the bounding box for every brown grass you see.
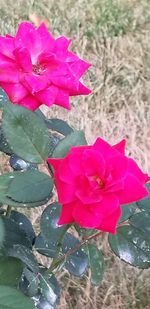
[0,0,150,308]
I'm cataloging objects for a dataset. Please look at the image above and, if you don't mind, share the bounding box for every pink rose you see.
[0,22,91,110]
[48,138,149,234]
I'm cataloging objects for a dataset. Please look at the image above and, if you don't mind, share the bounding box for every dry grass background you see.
[0,0,150,308]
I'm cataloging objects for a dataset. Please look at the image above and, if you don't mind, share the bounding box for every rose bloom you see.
[48,138,149,234]
[0,22,91,110]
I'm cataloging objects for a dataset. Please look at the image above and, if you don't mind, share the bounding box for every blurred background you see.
[0,0,150,308]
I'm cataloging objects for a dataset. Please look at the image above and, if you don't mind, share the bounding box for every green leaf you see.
[1,217,31,249]
[7,170,53,203]
[0,171,52,208]
[0,127,13,155]
[2,104,49,163]
[10,154,38,171]
[39,274,60,307]
[136,183,150,212]
[86,244,105,286]
[109,226,150,268]
[8,245,39,273]
[52,130,87,158]
[41,203,68,244]
[46,118,73,136]
[77,226,97,237]
[0,217,4,246]
[62,233,88,277]
[48,135,61,157]
[10,211,35,244]
[119,203,136,223]
[0,88,9,108]
[0,286,35,309]
[34,234,57,258]
[130,211,150,234]
[19,267,39,297]
[0,256,23,287]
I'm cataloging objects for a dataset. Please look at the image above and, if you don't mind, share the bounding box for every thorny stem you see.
[48,221,129,273]
[6,205,12,217]
[44,160,54,178]
[48,230,103,273]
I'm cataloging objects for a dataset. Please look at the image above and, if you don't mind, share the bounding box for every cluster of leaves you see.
[0,88,149,308]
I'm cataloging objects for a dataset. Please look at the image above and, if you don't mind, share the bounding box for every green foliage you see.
[7,170,53,204]
[86,244,105,285]
[136,183,150,211]
[0,286,35,309]
[109,225,150,268]
[52,130,87,158]
[0,256,23,287]
[119,203,136,223]
[2,104,50,163]
[0,171,53,208]
[62,233,88,277]
[45,118,73,136]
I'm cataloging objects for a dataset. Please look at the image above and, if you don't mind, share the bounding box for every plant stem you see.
[6,205,12,217]
[49,230,103,273]
[48,221,128,273]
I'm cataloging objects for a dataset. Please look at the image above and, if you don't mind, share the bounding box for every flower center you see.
[32,63,45,75]
[94,176,105,189]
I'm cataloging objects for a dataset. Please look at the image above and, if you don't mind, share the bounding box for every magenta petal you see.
[20,95,41,110]
[55,36,71,51]
[58,203,74,225]
[55,175,76,204]
[70,81,91,95]
[54,88,71,109]
[47,158,64,170]
[0,68,19,83]
[93,137,117,159]
[76,176,103,204]
[37,23,55,52]
[0,83,28,103]
[73,202,103,228]
[15,22,40,61]
[82,149,105,176]
[70,59,91,78]
[127,158,149,184]
[51,74,79,92]
[14,47,32,72]
[23,73,48,93]
[113,139,126,154]
[108,154,127,179]
[36,86,58,106]
[118,174,149,204]
[0,36,15,59]
[92,194,120,217]
[97,206,121,234]
[58,157,76,184]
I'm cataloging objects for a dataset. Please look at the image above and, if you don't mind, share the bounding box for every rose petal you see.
[113,139,126,154]
[14,47,32,72]
[0,83,28,103]
[23,73,48,93]
[73,201,103,228]
[36,85,58,106]
[97,206,121,234]
[54,88,71,109]
[0,36,15,59]
[58,203,74,225]
[20,95,41,110]
[15,22,40,61]
[118,174,149,204]
[70,59,91,78]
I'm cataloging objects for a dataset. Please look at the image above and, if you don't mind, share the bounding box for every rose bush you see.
[0,20,150,309]
[48,138,149,233]
[0,22,91,110]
